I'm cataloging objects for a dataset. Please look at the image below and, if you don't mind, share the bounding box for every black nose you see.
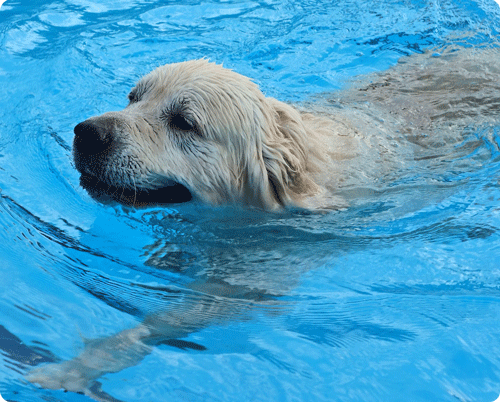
[73,119,113,157]
[73,118,118,175]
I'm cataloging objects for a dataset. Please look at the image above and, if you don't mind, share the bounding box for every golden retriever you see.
[73,50,500,212]
[29,48,500,398]
[73,59,360,211]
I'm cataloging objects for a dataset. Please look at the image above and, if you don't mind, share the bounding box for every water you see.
[1,0,500,401]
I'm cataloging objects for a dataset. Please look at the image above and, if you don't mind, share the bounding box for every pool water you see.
[1,0,500,401]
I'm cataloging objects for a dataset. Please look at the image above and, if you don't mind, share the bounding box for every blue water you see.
[1,0,500,401]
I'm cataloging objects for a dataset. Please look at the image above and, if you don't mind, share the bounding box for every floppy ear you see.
[259,99,312,206]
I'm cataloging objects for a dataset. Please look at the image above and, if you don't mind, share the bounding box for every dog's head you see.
[73,59,313,209]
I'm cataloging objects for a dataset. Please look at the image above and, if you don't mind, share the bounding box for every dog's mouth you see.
[79,173,193,207]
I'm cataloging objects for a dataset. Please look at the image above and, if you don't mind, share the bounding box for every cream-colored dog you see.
[73,59,356,210]
[29,48,500,398]
[74,50,500,212]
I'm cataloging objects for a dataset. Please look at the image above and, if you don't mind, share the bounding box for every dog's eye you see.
[162,109,198,133]
[170,112,194,131]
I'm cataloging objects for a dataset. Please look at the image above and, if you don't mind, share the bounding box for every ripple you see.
[4,21,48,54]
[63,0,147,13]
[38,11,84,27]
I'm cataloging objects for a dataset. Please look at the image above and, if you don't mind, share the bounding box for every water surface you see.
[1,0,500,401]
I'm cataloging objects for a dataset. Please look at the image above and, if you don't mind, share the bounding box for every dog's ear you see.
[260,99,311,206]
[242,98,319,210]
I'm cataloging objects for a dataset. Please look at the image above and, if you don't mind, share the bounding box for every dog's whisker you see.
[132,175,138,207]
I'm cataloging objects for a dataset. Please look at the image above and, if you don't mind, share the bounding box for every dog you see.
[72,58,366,211]
[73,50,500,212]
[29,48,500,397]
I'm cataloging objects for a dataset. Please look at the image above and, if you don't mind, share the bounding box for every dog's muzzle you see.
[72,117,192,206]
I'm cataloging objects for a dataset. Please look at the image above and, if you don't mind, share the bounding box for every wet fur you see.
[29,47,500,398]
[73,59,339,210]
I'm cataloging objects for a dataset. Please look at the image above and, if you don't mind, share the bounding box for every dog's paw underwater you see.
[26,361,91,393]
